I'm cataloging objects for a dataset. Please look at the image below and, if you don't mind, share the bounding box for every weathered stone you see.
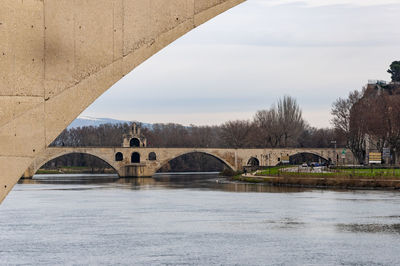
[24,147,355,179]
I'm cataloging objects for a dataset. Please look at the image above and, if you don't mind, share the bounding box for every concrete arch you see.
[155,150,236,173]
[0,0,246,203]
[26,150,123,178]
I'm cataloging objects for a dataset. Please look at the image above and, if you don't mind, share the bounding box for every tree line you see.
[52,96,340,150]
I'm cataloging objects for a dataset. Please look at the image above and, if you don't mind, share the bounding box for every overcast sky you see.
[81,0,400,128]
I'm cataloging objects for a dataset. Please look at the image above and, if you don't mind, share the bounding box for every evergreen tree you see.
[387,61,400,82]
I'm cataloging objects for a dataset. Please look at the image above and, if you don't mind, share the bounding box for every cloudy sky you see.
[81,0,400,128]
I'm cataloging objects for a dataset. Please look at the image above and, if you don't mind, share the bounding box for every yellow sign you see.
[369,152,382,164]
[282,156,290,164]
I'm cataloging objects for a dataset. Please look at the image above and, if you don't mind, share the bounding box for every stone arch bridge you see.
[23,147,354,178]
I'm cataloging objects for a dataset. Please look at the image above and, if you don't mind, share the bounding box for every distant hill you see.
[68,116,152,129]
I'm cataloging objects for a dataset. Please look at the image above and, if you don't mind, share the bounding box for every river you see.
[1,174,400,265]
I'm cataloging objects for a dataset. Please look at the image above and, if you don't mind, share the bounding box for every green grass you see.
[256,166,400,178]
[279,171,337,177]
[232,176,263,183]
[60,166,90,170]
[256,166,292,176]
[36,169,60,174]
[37,166,113,175]
[337,168,400,177]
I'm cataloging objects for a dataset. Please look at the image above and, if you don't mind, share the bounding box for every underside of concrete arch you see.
[0,0,246,203]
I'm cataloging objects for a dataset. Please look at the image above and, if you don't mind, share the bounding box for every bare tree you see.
[298,126,337,148]
[331,90,366,163]
[362,94,400,163]
[276,96,305,147]
[219,120,253,148]
[253,109,282,147]
[331,90,362,135]
[348,102,367,164]
[253,96,304,148]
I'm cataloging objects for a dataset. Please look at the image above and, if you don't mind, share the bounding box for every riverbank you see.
[36,167,115,175]
[233,173,400,190]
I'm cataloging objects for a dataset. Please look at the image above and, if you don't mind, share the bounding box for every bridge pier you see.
[120,164,157,178]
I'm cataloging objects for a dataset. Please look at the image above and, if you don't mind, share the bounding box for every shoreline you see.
[233,174,400,191]
[35,167,115,175]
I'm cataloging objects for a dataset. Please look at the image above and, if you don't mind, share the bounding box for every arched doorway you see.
[131,152,140,163]
[148,152,157,161]
[247,157,260,167]
[130,138,140,147]
[115,152,123,162]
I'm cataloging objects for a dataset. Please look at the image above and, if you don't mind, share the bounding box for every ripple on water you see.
[336,223,400,234]
[3,174,400,265]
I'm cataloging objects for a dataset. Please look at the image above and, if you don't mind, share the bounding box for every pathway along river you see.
[1,174,400,265]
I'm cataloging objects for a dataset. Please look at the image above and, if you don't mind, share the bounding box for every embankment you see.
[35,167,115,175]
[233,175,400,190]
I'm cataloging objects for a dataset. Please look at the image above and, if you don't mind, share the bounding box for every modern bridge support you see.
[0,0,246,203]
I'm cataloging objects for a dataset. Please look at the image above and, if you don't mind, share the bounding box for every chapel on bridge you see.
[122,123,147,148]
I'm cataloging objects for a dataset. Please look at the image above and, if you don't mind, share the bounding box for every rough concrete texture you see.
[0,0,246,203]
[23,147,353,179]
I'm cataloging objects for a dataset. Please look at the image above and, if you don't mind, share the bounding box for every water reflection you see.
[19,173,308,193]
[20,174,119,185]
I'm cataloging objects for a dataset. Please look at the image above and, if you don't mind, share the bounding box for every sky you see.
[81,0,400,128]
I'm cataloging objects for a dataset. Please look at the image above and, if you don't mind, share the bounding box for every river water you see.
[1,174,400,265]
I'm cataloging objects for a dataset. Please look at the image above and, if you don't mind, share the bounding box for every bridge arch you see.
[247,157,260,167]
[28,151,122,178]
[289,152,329,165]
[156,151,236,173]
